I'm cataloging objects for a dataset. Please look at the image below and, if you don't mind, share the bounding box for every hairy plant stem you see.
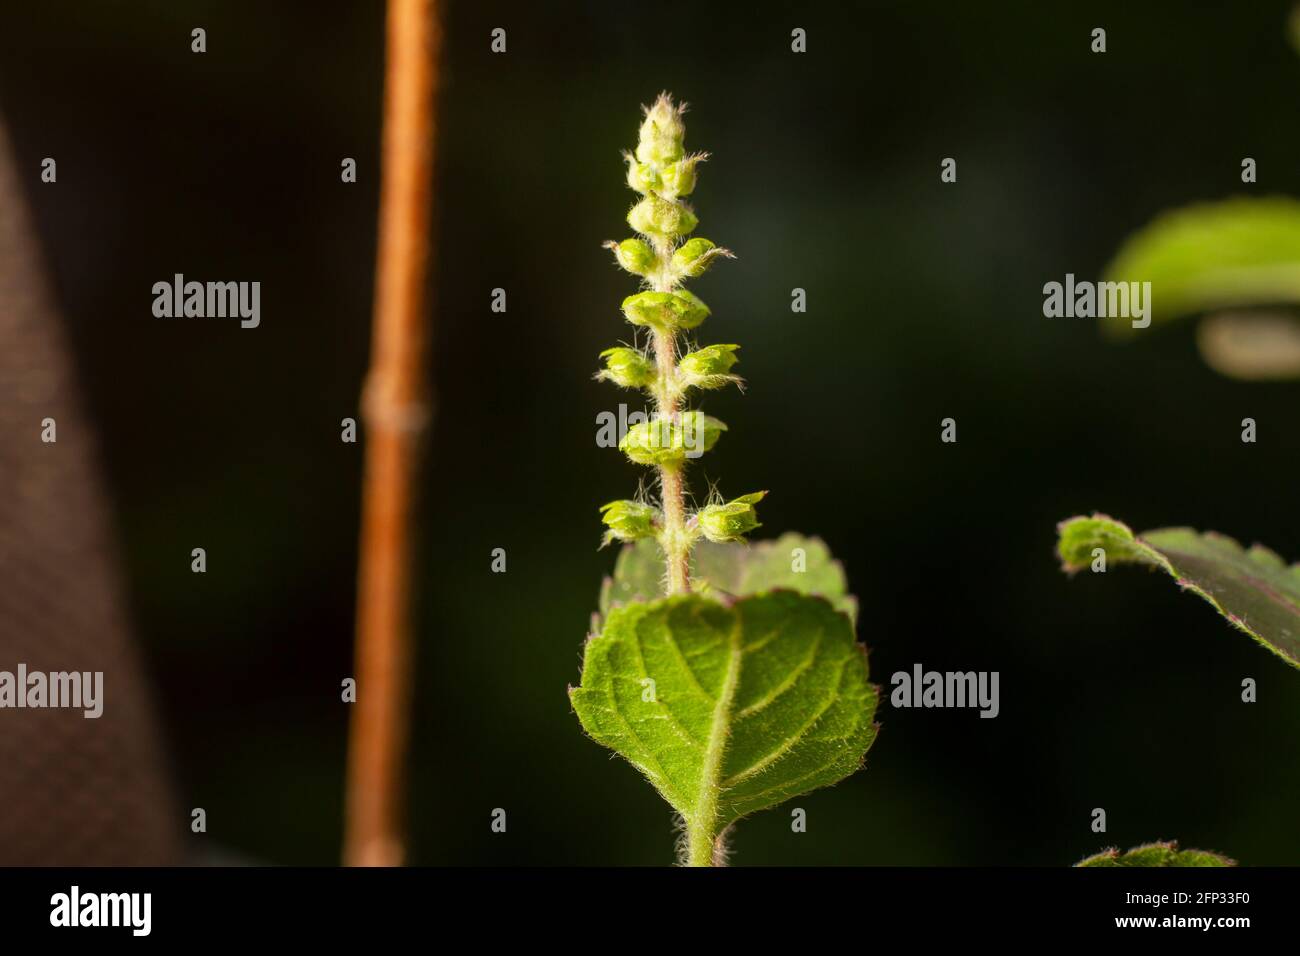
[685,827,729,867]
[651,237,690,594]
[659,462,689,594]
[686,823,715,866]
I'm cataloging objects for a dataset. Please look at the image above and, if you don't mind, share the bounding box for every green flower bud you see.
[625,158,661,195]
[599,499,659,547]
[677,410,727,458]
[628,196,698,239]
[605,238,656,276]
[659,154,702,199]
[619,418,676,466]
[619,411,726,466]
[671,237,730,277]
[696,491,766,543]
[635,94,686,166]
[679,344,741,389]
[621,290,710,332]
[597,346,657,388]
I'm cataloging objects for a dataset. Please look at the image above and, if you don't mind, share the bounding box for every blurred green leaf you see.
[570,592,878,865]
[597,532,856,627]
[1057,514,1300,669]
[1106,197,1300,320]
[1104,197,1300,352]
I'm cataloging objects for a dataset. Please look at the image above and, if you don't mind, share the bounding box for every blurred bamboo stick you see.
[343,0,441,867]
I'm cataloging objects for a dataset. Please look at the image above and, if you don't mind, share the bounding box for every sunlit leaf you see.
[571,591,878,865]
[1103,197,1300,345]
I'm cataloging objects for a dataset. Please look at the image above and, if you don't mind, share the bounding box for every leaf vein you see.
[631,617,705,749]
[720,645,846,788]
[660,608,716,703]
[735,631,821,720]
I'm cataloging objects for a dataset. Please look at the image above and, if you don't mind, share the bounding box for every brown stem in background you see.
[343,0,441,867]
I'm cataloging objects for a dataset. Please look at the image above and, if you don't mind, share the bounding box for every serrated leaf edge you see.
[1075,840,1237,868]
[1057,513,1300,670]
[570,589,878,865]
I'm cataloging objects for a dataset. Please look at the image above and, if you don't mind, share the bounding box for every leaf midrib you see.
[691,614,744,842]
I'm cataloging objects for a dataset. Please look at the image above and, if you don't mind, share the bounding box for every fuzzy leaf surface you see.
[1076,841,1235,867]
[1057,514,1300,669]
[570,592,878,836]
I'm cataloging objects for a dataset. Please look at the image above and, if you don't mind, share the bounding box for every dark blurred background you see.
[1,0,1298,865]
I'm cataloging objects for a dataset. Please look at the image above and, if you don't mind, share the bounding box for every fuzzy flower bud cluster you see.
[595,94,761,583]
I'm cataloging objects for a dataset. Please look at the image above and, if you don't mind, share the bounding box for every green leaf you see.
[1104,197,1300,335]
[597,532,856,627]
[570,591,878,865]
[1076,841,1235,867]
[1057,514,1300,669]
